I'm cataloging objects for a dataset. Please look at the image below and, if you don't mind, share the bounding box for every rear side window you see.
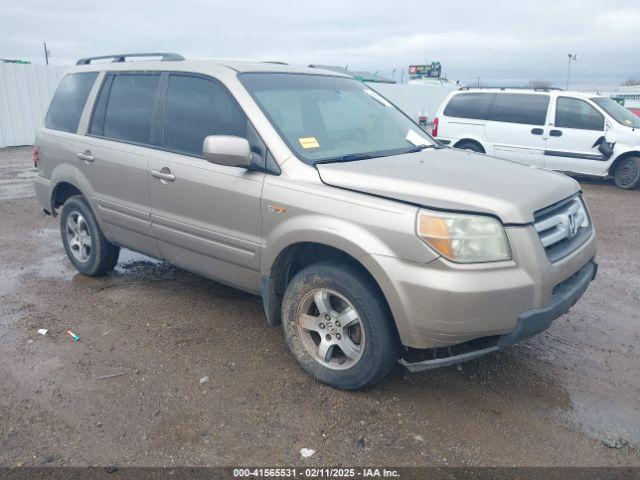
[488,93,549,125]
[443,93,495,120]
[555,97,604,131]
[45,72,98,133]
[90,73,160,144]
[162,74,247,157]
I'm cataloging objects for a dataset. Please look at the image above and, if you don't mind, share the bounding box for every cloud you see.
[1,0,639,89]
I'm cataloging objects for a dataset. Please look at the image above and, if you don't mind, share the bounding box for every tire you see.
[455,141,484,153]
[281,260,399,390]
[613,156,640,190]
[60,196,120,276]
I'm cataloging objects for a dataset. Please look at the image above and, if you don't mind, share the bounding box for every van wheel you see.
[455,140,485,153]
[281,260,399,390]
[613,156,640,190]
[60,196,120,276]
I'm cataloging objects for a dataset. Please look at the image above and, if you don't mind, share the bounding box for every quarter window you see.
[555,97,604,131]
[443,93,495,120]
[162,75,247,157]
[90,73,160,144]
[45,72,98,133]
[488,93,549,125]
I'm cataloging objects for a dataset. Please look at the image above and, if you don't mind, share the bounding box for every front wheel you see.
[281,260,399,390]
[613,156,640,190]
[60,196,120,276]
[455,140,484,153]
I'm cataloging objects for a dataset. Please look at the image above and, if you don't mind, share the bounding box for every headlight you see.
[417,209,511,263]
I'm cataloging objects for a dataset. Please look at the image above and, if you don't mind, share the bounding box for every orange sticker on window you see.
[299,137,320,149]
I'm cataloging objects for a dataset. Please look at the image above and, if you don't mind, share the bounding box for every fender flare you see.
[452,136,488,153]
[48,164,97,217]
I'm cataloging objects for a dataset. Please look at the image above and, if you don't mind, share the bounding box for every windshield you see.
[239,73,435,164]
[591,97,639,128]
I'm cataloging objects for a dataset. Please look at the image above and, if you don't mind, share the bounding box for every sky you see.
[2,0,639,90]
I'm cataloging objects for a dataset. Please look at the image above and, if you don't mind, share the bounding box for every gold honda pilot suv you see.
[33,53,597,389]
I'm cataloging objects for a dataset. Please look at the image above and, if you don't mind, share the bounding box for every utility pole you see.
[43,42,50,65]
[566,53,578,90]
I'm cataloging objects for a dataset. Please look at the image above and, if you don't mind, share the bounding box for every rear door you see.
[544,96,607,175]
[78,71,162,258]
[484,93,550,167]
[148,73,265,292]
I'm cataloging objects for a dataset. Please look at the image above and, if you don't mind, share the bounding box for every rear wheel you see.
[60,196,120,276]
[613,156,640,190]
[455,140,485,153]
[281,260,399,390]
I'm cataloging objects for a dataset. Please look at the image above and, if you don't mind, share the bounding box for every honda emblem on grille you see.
[566,212,579,238]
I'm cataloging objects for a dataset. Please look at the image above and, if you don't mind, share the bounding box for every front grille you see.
[534,195,592,262]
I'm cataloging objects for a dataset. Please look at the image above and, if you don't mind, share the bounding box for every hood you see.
[316,148,579,224]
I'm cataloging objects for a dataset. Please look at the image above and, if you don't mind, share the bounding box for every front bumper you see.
[362,223,597,350]
[400,259,597,372]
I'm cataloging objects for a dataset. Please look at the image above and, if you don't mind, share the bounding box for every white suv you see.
[433,88,640,189]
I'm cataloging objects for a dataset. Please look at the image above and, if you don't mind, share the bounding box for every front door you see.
[544,96,607,175]
[483,93,550,167]
[148,73,265,292]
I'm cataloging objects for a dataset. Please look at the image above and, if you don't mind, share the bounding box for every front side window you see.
[488,93,550,125]
[45,72,98,133]
[443,93,495,120]
[162,75,247,157]
[239,73,434,164]
[90,73,160,144]
[591,97,639,128]
[555,97,604,131]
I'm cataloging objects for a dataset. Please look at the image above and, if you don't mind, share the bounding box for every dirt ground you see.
[0,146,639,467]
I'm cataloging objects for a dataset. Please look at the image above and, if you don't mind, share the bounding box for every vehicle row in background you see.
[433,87,640,189]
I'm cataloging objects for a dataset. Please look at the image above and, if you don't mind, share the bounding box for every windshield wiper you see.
[315,153,375,164]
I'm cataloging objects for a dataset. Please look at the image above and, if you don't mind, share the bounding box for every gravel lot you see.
[0,146,639,467]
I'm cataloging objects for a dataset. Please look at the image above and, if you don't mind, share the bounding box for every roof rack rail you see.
[76,53,185,65]
[458,86,563,92]
[262,61,289,65]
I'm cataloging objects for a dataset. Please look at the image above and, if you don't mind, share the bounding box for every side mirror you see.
[203,135,251,168]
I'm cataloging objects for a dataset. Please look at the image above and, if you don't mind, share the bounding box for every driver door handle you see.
[77,151,95,163]
[151,168,176,182]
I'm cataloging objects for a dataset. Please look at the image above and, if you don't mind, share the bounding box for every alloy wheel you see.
[296,288,366,370]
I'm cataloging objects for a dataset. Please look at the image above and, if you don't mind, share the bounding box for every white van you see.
[433,88,640,189]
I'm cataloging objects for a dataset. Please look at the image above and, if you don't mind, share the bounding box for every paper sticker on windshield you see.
[406,129,428,147]
[299,137,320,149]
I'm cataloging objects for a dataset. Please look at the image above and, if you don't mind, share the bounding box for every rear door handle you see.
[531,128,544,135]
[150,168,176,182]
[77,151,95,163]
[550,129,563,137]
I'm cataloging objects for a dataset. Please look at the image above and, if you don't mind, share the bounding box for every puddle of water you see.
[0,311,23,326]
[0,267,24,296]
[17,168,37,179]
[0,182,35,200]
[36,254,74,280]
[562,392,640,446]
[116,249,163,270]
[33,228,59,238]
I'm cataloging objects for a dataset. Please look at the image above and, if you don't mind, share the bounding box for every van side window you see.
[162,74,247,157]
[45,72,98,133]
[555,97,604,131]
[90,73,161,144]
[488,94,549,126]
[443,93,495,120]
